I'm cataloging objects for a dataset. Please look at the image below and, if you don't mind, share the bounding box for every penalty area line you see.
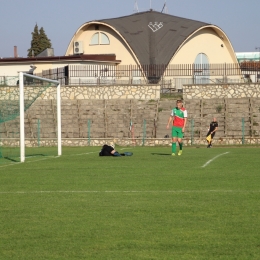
[67,151,98,156]
[0,151,98,169]
[201,152,230,168]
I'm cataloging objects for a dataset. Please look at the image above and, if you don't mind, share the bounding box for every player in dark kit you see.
[99,144,133,156]
[206,117,218,148]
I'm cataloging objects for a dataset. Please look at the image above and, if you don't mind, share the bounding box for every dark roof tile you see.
[99,10,209,65]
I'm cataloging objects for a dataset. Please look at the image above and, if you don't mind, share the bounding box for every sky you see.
[1,0,260,58]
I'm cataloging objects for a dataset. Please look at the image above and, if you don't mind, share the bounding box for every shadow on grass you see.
[1,154,47,163]
[2,157,19,162]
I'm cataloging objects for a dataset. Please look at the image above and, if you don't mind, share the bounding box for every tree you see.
[27,24,52,57]
[39,27,52,52]
[27,24,40,57]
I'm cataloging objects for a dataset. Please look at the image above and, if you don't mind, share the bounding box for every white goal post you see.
[19,72,62,162]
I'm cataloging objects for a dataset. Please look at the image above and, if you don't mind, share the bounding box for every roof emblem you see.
[148,22,163,32]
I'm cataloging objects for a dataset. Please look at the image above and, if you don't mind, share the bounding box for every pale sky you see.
[1,0,260,58]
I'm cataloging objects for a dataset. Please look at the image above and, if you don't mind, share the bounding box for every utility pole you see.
[134,0,139,13]
[161,0,168,13]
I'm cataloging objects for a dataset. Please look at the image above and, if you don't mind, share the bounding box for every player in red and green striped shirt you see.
[166,100,187,156]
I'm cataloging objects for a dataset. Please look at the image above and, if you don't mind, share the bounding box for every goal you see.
[0,72,62,163]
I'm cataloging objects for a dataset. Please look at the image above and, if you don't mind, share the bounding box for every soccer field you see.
[1,146,260,260]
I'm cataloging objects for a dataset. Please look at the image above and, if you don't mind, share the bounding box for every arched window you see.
[90,32,110,45]
[194,53,209,84]
[100,33,110,45]
[194,53,209,65]
[90,33,99,45]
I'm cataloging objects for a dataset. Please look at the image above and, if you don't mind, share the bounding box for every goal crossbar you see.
[19,72,62,162]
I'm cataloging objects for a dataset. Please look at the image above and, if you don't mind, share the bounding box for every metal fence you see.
[3,62,260,88]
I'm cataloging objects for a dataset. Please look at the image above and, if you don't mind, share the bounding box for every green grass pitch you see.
[0,146,260,259]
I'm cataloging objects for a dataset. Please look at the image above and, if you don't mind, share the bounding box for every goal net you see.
[0,73,61,164]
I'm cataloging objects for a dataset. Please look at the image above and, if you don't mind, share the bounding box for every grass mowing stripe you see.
[1,190,260,194]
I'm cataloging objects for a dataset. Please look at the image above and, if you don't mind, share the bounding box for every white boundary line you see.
[0,151,98,169]
[202,152,230,168]
[0,146,134,168]
[0,190,259,194]
[0,148,133,168]
[0,155,58,168]
[68,151,97,156]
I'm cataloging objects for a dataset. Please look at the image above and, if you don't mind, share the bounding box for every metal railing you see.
[3,62,260,88]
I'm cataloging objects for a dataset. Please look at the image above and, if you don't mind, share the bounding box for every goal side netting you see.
[0,73,61,164]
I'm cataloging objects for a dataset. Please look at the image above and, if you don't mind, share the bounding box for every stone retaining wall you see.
[62,85,160,100]
[3,83,260,101]
[183,83,260,99]
[2,137,259,147]
[1,84,160,101]
[2,84,260,147]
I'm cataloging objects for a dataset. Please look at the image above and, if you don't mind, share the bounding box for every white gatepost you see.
[19,72,62,162]
[19,72,25,162]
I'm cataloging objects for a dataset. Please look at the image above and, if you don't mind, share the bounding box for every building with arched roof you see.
[65,10,240,86]
[0,10,243,86]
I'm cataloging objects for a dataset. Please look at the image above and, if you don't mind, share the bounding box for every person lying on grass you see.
[99,144,133,157]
